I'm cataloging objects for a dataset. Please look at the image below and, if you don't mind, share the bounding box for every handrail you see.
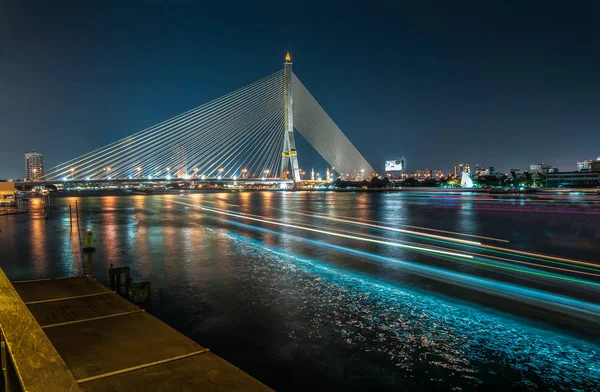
[0,268,81,391]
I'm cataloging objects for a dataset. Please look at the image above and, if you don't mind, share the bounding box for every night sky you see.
[1,1,599,179]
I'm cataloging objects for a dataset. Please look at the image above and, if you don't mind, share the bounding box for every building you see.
[0,182,16,205]
[546,172,600,187]
[577,157,600,172]
[385,157,406,179]
[413,168,444,180]
[460,172,474,188]
[25,150,44,180]
[453,163,470,177]
[530,163,552,175]
[577,160,593,172]
[482,166,496,176]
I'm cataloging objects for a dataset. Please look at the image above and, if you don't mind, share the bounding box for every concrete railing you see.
[0,268,81,392]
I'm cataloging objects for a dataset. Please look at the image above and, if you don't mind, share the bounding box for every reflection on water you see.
[1,192,599,391]
[29,205,48,277]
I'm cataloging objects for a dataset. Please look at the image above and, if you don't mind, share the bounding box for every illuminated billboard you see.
[385,159,404,172]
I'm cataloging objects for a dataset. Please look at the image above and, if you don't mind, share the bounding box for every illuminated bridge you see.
[38,53,375,186]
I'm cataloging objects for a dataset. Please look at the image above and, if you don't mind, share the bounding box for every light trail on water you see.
[172,197,600,288]
[171,200,474,259]
[271,207,600,272]
[207,217,600,322]
[279,207,510,243]
[234,207,600,278]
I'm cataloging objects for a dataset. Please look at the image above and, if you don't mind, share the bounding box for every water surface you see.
[1,192,599,390]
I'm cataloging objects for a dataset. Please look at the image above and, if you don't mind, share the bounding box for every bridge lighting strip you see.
[171,200,473,259]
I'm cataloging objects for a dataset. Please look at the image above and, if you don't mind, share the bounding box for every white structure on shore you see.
[461,172,474,188]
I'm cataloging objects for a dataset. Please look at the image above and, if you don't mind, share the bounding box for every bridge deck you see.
[8,275,272,391]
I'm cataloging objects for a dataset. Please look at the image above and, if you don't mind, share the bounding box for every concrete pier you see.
[0,270,273,391]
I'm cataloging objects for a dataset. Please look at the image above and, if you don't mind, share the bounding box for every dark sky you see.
[1,0,599,179]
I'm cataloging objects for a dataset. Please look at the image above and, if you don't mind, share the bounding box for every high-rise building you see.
[484,166,496,176]
[577,160,594,172]
[25,150,44,180]
[413,168,444,180]
[453,163,470,177]
[530,163,552,175]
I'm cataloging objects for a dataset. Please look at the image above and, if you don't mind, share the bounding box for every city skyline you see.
[1,1,599,178]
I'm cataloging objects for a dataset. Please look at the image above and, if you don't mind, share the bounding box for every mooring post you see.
[75,200,80,227]
[115,273,121,295]
[124,269,131,300]
[109,263,115,291]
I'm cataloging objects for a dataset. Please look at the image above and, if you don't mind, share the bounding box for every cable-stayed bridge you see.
[39,53,375,186]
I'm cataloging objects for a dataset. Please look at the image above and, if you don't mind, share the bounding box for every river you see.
[1,191,599,390]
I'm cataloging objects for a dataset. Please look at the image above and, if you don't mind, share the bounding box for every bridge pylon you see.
[280,52,301,183]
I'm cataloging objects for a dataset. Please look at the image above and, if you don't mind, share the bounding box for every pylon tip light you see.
[285,52,291,62]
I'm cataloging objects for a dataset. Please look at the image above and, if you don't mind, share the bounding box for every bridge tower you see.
[280,52,301,183]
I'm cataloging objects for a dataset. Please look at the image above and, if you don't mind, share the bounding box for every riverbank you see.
[29,186,600,199]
